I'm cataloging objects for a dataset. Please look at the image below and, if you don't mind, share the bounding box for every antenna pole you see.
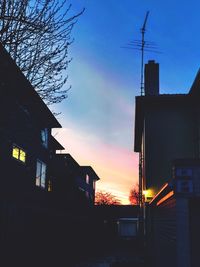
[140,11,149,96]
[139,12,149,242]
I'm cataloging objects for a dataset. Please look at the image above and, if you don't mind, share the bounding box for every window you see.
[41,128,48,148]
[36,160,46,188]
[12,145,26,163]
[48,180,52,192]
[93,180,96,190]
[86,174,90,184]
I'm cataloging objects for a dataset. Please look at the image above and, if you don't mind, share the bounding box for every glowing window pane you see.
[19,150,26,162]
[12,147,19,159]
[12,145,26,163]
[48,180,52,192]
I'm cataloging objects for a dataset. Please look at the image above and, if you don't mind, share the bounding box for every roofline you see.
[51,136,65,150]
[55,153,80,166]
[0,43,61,128]
[189,68,200,96]
[81,166,100,180]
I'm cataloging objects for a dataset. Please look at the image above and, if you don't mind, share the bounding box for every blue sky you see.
[53,0,200,204]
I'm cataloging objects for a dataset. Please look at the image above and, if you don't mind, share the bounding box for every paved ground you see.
[73,239,145,267]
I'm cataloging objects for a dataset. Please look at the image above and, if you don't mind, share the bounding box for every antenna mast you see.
[140,11,149,96]
[139,11,149,211]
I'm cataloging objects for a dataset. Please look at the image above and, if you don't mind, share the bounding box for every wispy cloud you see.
[58,58,135,148]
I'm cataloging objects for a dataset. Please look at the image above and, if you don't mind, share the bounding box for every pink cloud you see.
[54,126,139,205]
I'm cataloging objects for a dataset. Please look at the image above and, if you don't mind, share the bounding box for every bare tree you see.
[129,184,139,205]
[0,0,84,105]
[95,191,121,206]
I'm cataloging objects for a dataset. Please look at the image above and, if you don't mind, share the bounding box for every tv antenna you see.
[121,11,161,95]
[140,11,149,96]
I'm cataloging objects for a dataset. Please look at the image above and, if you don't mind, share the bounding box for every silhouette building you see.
[134,61,200,267]
[51,153,99,206]
[134,61,200,198]
[0,43,62,195]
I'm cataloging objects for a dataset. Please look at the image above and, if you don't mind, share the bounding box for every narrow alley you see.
[73,240,145,267]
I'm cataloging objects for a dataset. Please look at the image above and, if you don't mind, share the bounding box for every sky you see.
[53,0,200,204]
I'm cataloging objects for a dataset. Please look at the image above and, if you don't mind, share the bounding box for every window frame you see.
[41,128,48,148]
[12,144,26,164]
[36,159,47,189]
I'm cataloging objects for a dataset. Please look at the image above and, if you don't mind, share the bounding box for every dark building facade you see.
[0,43,101,266]
[134,62,200,267]
[51,154,99,206]
[0,43,62,196]
[134,62,200,200]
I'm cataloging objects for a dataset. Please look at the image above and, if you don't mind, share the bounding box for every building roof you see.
[54,154,100,181]
[135,68,200,152]
[81,166,100,181]
[0,43,61,128]
[189,68,200,96]
[56,153,80,167]
[50,136,65,150]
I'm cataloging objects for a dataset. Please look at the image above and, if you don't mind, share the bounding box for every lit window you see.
[48,180,52,192]
[86,174,89,184]
[41,129,48,148]
[36,160,46,188]
[12,145,26,163]
[12,147,19,159]
[20,150,26,162]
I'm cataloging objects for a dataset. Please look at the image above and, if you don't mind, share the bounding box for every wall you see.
[148,197,177,267]
[189,198,200,267]
[144,101,195,192]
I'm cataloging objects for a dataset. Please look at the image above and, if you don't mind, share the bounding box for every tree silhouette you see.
[129,184,139,205]
[0,0,84,105]
[95,191,121,205]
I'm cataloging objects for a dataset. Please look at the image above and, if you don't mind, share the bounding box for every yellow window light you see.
[48,180,52,192]
[12,145,26,163]
[19,150,26,162]
[143,189,154,197]
[12,147,19,159]
[143,188,155,202]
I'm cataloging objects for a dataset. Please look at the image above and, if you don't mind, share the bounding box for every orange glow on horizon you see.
[53,127,138,205]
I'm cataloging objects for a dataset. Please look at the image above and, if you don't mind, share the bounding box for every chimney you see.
[144,60,159,96]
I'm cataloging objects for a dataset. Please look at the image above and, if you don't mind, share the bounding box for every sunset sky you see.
[53,0,200,204]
